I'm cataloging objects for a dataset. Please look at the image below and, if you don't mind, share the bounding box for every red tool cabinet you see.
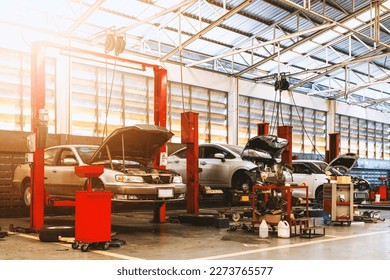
[72,165,113,252]
[75,191,112,244]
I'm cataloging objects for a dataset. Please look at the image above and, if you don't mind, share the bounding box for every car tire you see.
[233,174,252,193]
[23,182,31,207]
[39,226,75,242]
[315,186,324,207]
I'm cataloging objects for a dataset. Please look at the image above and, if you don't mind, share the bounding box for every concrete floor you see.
[1,207,389,260]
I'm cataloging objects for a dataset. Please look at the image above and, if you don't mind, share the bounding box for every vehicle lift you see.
[30,41,171,232]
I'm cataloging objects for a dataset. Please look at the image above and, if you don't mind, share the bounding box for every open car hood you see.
[326,153,358,174]
[242,135,288,159]
[89,124,173,166]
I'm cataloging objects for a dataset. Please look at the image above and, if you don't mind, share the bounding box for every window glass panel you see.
[339,115,350,155]
[71,62,97,136]
[359,119,367,158]
[168,82,191,142]
[367,121,375,159]
[238,96,250,146]
[167,83,227,144]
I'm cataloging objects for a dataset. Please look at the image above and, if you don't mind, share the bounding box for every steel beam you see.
[186,23,333,68]
[290,48,389,90]
[64,0,106,37]
[160,0,253,62]
[277,0,390,48]
[115,0,197,36]
[234,3,379,76]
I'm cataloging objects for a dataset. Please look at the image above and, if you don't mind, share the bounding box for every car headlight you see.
[172,175,183,184]
[115,175,144,183]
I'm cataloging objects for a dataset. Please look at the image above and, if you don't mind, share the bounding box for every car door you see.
[292,162,316,198]
[198,145,230,188]
[167,148,188,182]
[44,147,85,199]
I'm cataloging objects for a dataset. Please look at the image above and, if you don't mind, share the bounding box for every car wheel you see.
[233,174,252,193]
[315,186,324,206]
[23,182,31,207]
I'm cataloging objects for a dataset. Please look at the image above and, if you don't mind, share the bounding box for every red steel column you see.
[328,133,340,163]
[30,42,46,230]
[277,125,293,167]
[152,66,168,223]
[257,122,269,135]
[181,112,199,214]
[153,66,167,167]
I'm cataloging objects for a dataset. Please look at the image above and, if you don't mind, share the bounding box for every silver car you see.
[12,124,186,206]
[167,135,292,193]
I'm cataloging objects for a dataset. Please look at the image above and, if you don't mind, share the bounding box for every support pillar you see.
[181,112,199,215]
[327,133,340,163]
[30,42,46,231]
[152,66,168,223]
[277,125,293,167]
[257,122,270,135]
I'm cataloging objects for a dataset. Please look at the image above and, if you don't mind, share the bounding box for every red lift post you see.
[152,67,169,223]
[257,123,270,136]
[326,133,340,163]
[181,112,199,214]
[277,125,293,167]
[30,43,47,230]
[30,41,169,230]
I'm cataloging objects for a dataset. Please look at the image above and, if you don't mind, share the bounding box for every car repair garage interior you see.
[0,0,390,275]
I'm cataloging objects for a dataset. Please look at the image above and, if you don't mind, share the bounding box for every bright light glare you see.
[0,0,79,51]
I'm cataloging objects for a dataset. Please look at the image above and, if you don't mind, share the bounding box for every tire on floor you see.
[39,226,75,242]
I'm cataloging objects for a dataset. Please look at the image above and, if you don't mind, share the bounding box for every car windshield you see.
[311,161,342,176]
[221,144,243,155]
[75,146,98,163]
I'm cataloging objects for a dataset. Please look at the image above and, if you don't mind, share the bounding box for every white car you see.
[292,153,370,204]
[167,135,292,193]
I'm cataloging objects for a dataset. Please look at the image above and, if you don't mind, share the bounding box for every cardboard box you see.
[337,176,351,184]
[256,214,281,224]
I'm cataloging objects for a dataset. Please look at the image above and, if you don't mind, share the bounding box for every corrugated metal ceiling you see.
[0,0,389,110]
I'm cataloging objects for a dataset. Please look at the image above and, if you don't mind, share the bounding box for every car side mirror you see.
[214,153,226,162]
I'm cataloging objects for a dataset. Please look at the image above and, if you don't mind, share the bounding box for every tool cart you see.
[323,179,354,226]
[71,165,113,252]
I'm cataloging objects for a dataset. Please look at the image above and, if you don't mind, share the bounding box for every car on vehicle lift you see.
[167,135,293,195]
[292,153,370,205]
[12,124,186,206]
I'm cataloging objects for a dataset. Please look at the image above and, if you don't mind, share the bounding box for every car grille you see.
[141,174,172,184]
[136,194,182,200]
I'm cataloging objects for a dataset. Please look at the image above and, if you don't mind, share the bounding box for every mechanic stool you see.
[299,219,325,239]
[290,218,309,237]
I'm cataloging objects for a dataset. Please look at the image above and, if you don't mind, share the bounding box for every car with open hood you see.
[166,135,292,194]
[12,124,186,206]
[292,153,370,205]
